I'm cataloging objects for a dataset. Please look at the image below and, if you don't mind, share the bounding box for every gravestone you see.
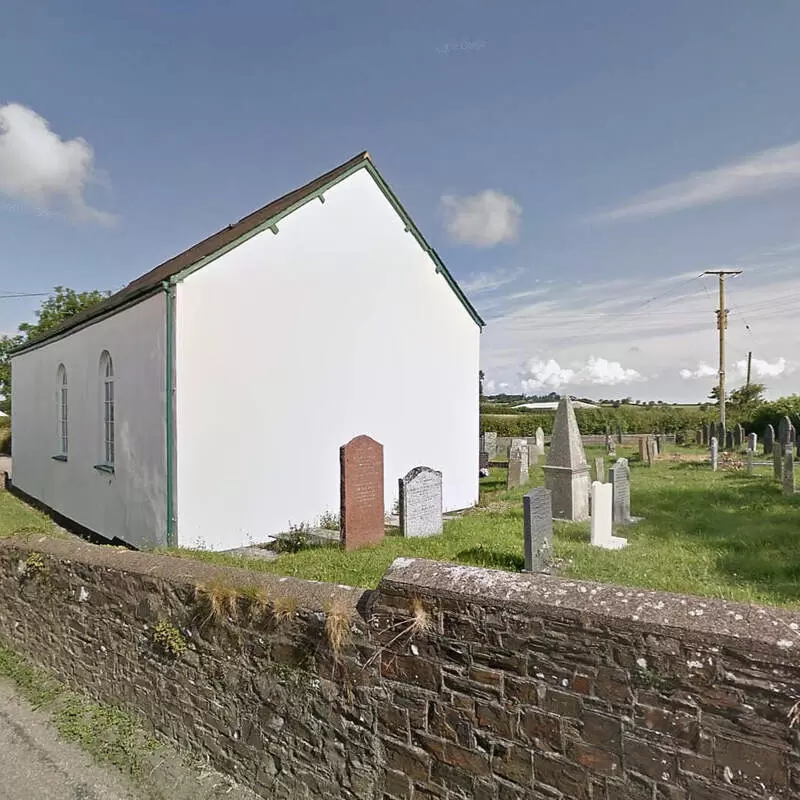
[732,427,740,448]
[779,416,792,447]
[784,452,795,496]
[605,435,616,457]
[340,435,384,551]
[638,437,647,462]
[528,443,539,468]
[399,466,443,537]
[710,437,718,471]
[747,432,757,453]
[481,432,497,458]
[510,437,526,453]
[738,424,746,447]
[764,424,775,455]
[608,457,631,524]
[791,424,797,445]
[507,441,529,489]
[695,429,703,445]
[594,456,605,483]
[543,396,590,521]
[534,427,545,456]
[646,438,654,467]
[616,423,623,444]
[655,435,664,455]
[650,437,659,457]
[773,442,784,482]
[479,451,489,470]
[590,481,627,549]
[725,430,734,451]
[522,488,553,572]
[745,449,754,474]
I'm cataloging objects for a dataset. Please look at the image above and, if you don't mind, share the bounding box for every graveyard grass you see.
[172,444,800,608]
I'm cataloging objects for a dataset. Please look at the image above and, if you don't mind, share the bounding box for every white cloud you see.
[461,267,524,294]
[0,103,116,225]
[679,363,718,380]
[520,356,643,393]
[734,357,791,378]
[588,140,800,223]
[441,190,521,247]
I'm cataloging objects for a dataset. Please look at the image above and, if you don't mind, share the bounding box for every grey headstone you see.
[646,438,653,467]
[725,430,734,450]
[784,452,795,496]
[507,441,529,489]
[608,457,631,524]
[695,429,703,446]
[399,466,443,537]
[528,443,539,468]
[710,437,718,471]
[779,416,792,446]
[747,432,757,453]
[543,396,590,521]
[638,438,647,462]
[534,427,545,456]
[655,435,663,454]
[764,424,775,455]
[774,442,784,481]
[594,456,605,483]
[523,488,553,573]
[481,432,497,458]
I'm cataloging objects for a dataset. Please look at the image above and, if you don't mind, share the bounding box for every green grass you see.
[0,490,55,538]
[0,641,158,775]
[167,443,800,608]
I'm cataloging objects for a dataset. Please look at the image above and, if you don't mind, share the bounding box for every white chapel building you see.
[10,152,484,551]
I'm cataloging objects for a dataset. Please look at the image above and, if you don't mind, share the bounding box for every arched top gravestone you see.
[399,466,443,538]
[340,435,384,552]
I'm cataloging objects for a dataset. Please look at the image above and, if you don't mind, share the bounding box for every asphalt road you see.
[0,678,143,800]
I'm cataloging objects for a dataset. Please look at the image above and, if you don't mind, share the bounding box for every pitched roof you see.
[13,152,483,354]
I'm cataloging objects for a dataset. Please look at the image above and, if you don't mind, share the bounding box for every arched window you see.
[100,351,114,466]
[56,364,68,456]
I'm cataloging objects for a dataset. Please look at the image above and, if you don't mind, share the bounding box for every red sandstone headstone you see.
[340,435,384,551]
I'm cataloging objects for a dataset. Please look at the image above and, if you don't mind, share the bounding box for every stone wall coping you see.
[0,535,367,615]
[378,557,800,658]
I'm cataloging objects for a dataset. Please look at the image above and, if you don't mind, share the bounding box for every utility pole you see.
[703,270,743,430]
[746,351,752,388]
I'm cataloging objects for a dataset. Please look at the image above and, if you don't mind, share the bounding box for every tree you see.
[728,382,766,418]
[0,287,110,415]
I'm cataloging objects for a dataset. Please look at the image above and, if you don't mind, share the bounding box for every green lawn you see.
[167,444,800,608]
[0,491,56,538]
[2,446,798,607]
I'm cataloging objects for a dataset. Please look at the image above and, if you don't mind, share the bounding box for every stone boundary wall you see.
[0,538,798,799]
[492,435,677,455]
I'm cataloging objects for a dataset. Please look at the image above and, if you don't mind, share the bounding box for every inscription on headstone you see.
[399,466,443,537]
[507,441,529,488]
[523,488,553,572]
[608,457,631,524]
[340,435,384,551]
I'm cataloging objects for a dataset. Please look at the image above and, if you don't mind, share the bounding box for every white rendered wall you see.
[175,168,480,550]
[11,294,168,548]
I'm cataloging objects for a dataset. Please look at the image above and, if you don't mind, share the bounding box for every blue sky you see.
[3,1,800,401]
